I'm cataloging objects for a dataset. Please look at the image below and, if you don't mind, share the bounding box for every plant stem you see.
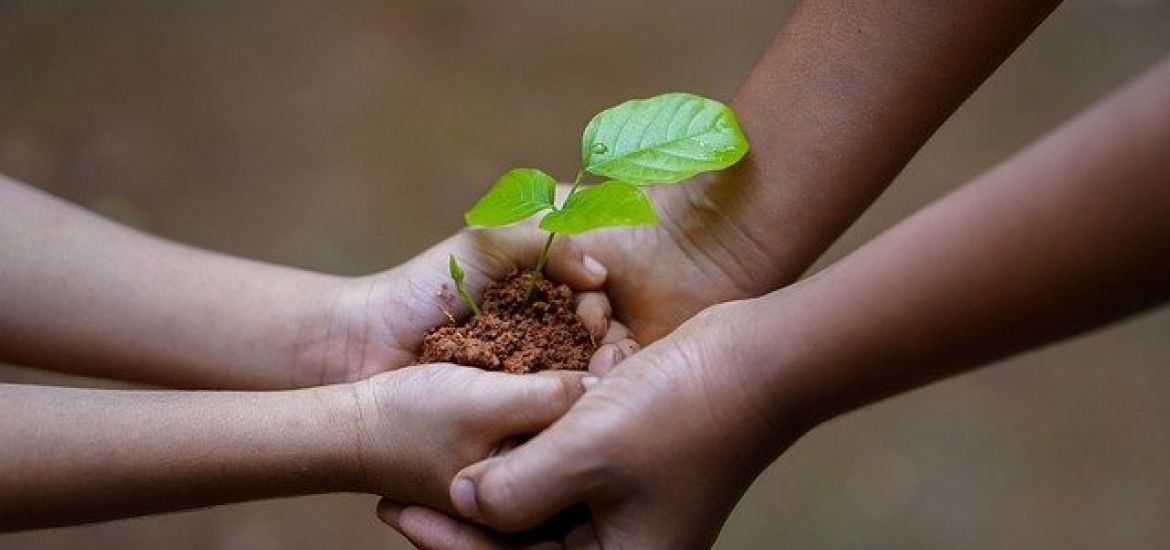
[524,168,586,299]
[457,285,481,317]
[532,232,556,277]
[565,168,586,197]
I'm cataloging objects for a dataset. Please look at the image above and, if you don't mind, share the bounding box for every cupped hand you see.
[378,298,810,550]
[299,172,787,388]
[556,179,784,345]
[342,364,597,514]
[295,225,634,387]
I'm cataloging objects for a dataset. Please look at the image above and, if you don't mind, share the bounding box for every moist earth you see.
[418,270,596,373]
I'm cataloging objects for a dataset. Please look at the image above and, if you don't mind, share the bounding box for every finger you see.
[377,498,405,529]
[542,236,606,291]
[588,344,620,375]
[379,501,512,550]
[451,424,593,532]
[564,523,602,550]
[491,437,522,457]
[602,320,631,345]
[616,338,640,359]
[475,371,595,435]
[573,292,611,341]
[587,338,638,376]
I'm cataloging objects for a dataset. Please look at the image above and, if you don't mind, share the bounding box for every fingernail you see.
[583,255,607,279]
[582,375,599,390]
[588,345,615,374]
[451,477,482,520]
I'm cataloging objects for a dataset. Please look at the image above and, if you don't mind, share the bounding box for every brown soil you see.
[418,270,596,373]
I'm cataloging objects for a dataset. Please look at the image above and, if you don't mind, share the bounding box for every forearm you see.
[0,178,342,389]
[753,57,1170,425]
[0,382,359,531]
[679,0,1061,288]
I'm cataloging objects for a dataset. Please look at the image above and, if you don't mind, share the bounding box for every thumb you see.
[450,421,594,533]
[473,370,596,436]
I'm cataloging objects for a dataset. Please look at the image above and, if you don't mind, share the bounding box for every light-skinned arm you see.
[0,365,592,532]
[392,53,1170,550]
[0,177,615,389]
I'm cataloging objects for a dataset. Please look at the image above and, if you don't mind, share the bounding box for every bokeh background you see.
[2,1,1169,548]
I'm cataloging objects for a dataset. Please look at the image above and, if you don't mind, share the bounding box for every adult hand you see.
[379,298,810,549]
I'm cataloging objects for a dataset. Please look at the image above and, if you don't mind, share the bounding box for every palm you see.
[308,227,611,385]
[571,184,764,343]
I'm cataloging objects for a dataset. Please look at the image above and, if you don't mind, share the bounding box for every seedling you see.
[448,254,480,316]
[457,92,750,307]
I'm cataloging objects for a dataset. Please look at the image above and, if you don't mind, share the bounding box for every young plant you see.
[448,253,481,316]
[458,92,751,303]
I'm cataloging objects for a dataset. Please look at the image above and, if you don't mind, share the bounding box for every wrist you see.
[743,282,868,433]
[711,297,820,447]
[303,382,373,493]
[285,273,362,388]
[661,167,809,300]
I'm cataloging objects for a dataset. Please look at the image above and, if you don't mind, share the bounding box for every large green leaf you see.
[539,181,657,234]
[464,168,556,227]
[581,92,750,185]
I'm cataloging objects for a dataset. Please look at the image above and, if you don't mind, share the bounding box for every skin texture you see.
[0,168,630,529]
[0,365,594,532]
[393,55,1170,549]
[0,176,626,389]
[568,0,1061,345]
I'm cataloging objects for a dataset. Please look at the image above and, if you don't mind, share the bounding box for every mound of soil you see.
[418,270,596,373]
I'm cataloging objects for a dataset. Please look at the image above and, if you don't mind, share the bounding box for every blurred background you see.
[1,0,1168,548]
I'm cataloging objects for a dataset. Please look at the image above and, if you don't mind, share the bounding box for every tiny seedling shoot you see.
[454,92,750,312]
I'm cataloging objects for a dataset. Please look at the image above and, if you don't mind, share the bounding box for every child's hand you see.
[340,364,595,513]
[295,225,636,387]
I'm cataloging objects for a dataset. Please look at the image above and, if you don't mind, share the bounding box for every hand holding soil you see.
[419,93,750,376]
[295,223,629,384]
[6,2,1170,546]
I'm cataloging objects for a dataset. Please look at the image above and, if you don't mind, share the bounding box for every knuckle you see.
[544,375,584,412]
[476,469,527,531]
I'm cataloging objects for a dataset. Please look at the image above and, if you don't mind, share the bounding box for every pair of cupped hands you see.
[312,187,791,550]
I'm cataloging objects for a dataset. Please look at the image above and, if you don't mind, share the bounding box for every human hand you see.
[294,225,633,387]
[378,298,810,549]
[296,170,794,387]
[556,180,788,345]
[337,364,597,514]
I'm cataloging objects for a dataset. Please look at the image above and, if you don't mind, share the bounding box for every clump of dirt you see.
[418,270,596,373]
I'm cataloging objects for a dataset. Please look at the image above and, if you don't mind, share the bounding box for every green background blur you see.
[2,1,1169,548]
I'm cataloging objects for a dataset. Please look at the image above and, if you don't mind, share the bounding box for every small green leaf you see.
[448,253,465,284]
[465,168,557,227]
[447,254,480,316]
[539,181,657,235]
[581,92,750,185]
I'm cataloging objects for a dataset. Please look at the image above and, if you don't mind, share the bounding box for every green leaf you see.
[581,92,750,185]
[539,181,657,235]
[464,168,557,227]
[448,253,465,285]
